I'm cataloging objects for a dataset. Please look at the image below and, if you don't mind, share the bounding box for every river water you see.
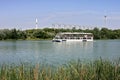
[0,40,120,65]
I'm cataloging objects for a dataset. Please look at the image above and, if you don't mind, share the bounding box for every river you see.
[0,40,120,65]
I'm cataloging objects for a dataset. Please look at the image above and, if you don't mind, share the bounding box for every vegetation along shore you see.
[0,27,120,40]
[0,59,120,80]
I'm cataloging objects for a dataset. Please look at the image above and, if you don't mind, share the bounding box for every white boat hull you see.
[52,39,93,42]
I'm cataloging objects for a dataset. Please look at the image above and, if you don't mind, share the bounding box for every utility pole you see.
[104,16,107,27]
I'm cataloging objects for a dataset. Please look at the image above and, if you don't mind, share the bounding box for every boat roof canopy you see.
[59,32,93,35]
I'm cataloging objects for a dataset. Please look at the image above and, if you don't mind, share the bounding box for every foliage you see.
[93,27,101,39]
[0,59,120,80]
[0,27,120,40]
[0,29,26,40]
[26,29,54,39]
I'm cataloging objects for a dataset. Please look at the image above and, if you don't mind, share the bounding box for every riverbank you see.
[0,59,120,80]
[0,28,120,40]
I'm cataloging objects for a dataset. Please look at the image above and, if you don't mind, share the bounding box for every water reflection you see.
[52,41,94,62]
[0,40,120,65]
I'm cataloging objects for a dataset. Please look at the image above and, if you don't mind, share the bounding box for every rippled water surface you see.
[0,40,120,65]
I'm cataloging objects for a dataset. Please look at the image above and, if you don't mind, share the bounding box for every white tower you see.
[35,18,38,29]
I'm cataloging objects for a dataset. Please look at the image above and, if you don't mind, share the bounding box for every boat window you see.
[83,37,86,39]
[87,37,91,39]
[77,37,79,39]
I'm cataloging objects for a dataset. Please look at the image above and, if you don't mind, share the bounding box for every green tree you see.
[93,27,100,39]
[11,29,18,39]
[17,30,27,39]
[100,28,109,39]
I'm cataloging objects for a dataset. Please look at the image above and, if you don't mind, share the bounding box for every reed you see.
[0,59,120,80]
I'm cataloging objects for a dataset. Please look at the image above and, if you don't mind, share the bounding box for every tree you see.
[11,29,18,39]
[93,27,100,39]
[17,30,27,40]
[100,28,111,39]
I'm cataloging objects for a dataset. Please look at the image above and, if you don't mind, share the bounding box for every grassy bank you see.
[0,59,120,80]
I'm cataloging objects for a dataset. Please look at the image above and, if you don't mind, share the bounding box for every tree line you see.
[0,27,120,40]
[0,29,26,40]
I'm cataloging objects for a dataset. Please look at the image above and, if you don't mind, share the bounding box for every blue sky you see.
[0,0,120,29]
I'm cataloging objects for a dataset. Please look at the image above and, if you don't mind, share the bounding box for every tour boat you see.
[52,32,93,42]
